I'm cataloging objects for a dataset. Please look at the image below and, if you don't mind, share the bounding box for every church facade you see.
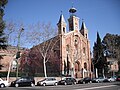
[21,7,92,78]
[57,7,92,78]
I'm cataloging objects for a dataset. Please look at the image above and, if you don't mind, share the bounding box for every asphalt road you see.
[1,82,120,90]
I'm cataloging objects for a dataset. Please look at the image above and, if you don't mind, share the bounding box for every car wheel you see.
[0,84,5,88]
[43,83,46,86]
[74,82,76,85]
[89,81,92,84]
[97,80,99,83]
[54,82,58,86]
[83,81,85,84]
[31,83,35,87]
[64,82,67,85]
[15,83,19,87]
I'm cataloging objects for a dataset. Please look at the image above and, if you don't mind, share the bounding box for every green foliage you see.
[93,32,108,77]
[102,33,120,58]
[93,32,106,68]
[0,0,8,70]
[102,33,120,70]
[0,0,8,50]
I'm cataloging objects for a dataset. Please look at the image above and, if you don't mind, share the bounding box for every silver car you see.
[106,77,116,82]
[92,77,106,83]
[37,77,58,86]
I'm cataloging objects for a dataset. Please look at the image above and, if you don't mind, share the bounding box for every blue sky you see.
[4,0,120,51]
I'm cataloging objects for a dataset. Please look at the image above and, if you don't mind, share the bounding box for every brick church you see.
[56,7,92,78]
[21,7,92,78]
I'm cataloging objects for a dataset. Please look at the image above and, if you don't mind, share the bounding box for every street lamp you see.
[16,28,24,79]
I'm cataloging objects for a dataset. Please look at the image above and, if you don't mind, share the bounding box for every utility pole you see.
[16,28,24,79]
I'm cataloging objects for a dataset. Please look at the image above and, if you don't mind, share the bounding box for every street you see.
[1,82,120,90]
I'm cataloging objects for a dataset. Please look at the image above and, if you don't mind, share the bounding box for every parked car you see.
[92,77,106,83]
[78,77,92,84]
[58,77,77,85]
[103,77,116,82]
[0,78,10,88]
[37,77,58,86]
[10,77,35,87]
[116,76,120,81]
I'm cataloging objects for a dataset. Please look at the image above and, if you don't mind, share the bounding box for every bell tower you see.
[68,7,79,31]
[57,13,67,35]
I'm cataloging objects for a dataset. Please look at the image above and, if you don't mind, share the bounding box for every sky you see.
[4,0,120,51]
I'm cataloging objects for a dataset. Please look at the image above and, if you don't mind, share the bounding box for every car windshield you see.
[62,77,72,80]
[41,78,56,81]
[98,77,104,79]
[84,77,89,80]
[62,77,66,80]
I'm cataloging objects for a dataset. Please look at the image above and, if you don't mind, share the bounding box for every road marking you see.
[75,85,117,90]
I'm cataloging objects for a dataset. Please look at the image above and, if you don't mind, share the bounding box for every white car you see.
[37,77,58,86]
[107,77,116,82]
[0,78,10,88]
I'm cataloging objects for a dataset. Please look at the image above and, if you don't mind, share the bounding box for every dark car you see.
[78,77,92,84]
[58,77,77,85]
[11,77,35,87]
[116,76,120,81]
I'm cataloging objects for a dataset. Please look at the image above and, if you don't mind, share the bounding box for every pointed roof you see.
[81,19,87,30]
[58,14,66,24]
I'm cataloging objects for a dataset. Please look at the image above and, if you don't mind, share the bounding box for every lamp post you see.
[16,28,24,79]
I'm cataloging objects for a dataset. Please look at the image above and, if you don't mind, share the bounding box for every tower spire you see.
[58,13,66,24]
[57,12,66,35]
[80,19,88,38]
[81,19,87,30]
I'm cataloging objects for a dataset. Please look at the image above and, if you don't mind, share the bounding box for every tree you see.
[29,36,60,77]
[93,32,107,77]
[0,0,8,50]
[19,50,36,76]
[5,21,25,47]
[102,33,120,71]
[0,0,8,69]
[20,22,59,77]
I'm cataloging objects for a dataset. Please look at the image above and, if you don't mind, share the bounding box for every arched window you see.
[74,35,79,45]
[85,34,87,38]
[66,45,69,53]
[83,47,86,54]
[84,62,87,70]
[63,27,65,33]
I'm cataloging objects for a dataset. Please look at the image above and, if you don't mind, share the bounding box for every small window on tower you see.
[86,34,87,38]
[63,27,65,33]
[83,47,86,54]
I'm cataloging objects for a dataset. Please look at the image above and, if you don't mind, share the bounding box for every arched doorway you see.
[75,61,80,78]
[84,62,87,70]
[83,62,88,78]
